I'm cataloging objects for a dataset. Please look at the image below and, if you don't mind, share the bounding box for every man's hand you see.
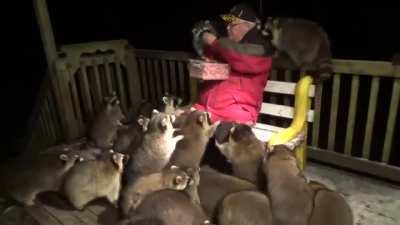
[202,32,217,45]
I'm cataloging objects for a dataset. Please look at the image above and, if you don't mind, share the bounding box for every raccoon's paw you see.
[186,167,200,187]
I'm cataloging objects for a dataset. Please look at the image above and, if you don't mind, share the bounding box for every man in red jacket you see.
[192,3,273,125]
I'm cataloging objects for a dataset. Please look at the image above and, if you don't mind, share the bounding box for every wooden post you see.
[33,0,58,73]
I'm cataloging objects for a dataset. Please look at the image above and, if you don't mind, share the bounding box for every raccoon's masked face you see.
[262,17,282,46]
[147,110,175,135]
[215,124,261,163]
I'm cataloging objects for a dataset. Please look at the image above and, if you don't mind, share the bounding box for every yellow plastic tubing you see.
[267,75,314,149]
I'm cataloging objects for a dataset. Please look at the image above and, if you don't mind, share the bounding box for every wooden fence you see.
[24,40,400,183]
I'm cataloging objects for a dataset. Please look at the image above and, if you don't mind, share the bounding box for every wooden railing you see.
[24,40,400,182]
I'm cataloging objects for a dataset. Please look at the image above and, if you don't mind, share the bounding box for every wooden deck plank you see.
[25,205,62,225]
[0,206,39,225]
[85,200,120,225]
[43,194,99,225]
[37,194,86,225]
[72,209,99,225]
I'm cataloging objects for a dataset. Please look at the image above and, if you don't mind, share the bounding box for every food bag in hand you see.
[188,59,230,80]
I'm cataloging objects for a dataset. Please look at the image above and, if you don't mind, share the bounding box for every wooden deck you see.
[0,193,119,225]
[1,162,399,225]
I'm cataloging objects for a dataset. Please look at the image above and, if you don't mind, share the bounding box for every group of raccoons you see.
[0,90,354,225]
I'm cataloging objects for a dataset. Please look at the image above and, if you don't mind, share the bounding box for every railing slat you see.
[115,56,128,112]
[153,59,164,100]
[38,106,50,144]
[312,82,323,147]
[124,50,142,108]
[344,75,360,156]
[161,59,170,94]
[92,59,103,111]
[169,60,177,95]
[190,77,198,103]
[138,58,149,100]
[146,58,157,104]
[104,55,114,95]
[327,74,341,151]
[56,60,79,140]
[177,61,186,100]
[43,96,56,143]
[362,77,380,159]
[78,62,94,119]
[67,67,83,133]
[382,78,400,163]
[37,113,45,149]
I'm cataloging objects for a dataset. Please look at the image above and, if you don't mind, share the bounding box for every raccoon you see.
[192,20,219,57]
[158,93,183,115]
[262,17,332,81]
[0,153,82,206]
[215,123,266,188]
[88,92,125,149]
[120,165,190,215]
[166,110,220,206]
[261,145,313,225]
[121,110,184,216]
[63,150,126,210]
[217,190,272,225]
[114,115,150,154]
[124,110,183,181]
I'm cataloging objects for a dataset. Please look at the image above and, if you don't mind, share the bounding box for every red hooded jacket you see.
[193,28,273,125]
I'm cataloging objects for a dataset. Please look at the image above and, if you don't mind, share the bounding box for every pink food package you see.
[188,59,230,80]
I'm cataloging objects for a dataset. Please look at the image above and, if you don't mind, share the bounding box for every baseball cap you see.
[220,3,259,23]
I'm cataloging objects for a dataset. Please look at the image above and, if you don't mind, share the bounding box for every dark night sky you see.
[2,1,400,156]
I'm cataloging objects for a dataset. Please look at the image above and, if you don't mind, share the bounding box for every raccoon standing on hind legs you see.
[262,17,333,82]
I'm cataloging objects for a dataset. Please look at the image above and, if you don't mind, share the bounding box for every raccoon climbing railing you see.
[25,41,400,183]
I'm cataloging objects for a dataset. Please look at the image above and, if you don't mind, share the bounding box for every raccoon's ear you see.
[112,153,124,170]
[110,98,120,106]
[162,96,169,105]
[170,165,179,170]
[161,117,169,128]
[143,118,150,131]
[197,113,205,125]
[228,126,236,143]
[176,97,183,106]
[59,154,68,161]
[137,115,145,125]
[272,18,280,28]
[174,175,185,185]
[152,109,160,117]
